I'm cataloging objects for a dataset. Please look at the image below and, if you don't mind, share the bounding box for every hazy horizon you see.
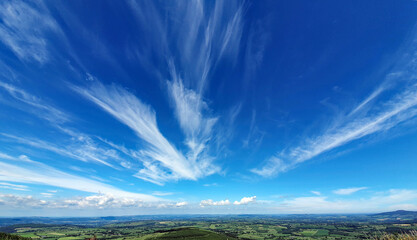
[0,210,410,218]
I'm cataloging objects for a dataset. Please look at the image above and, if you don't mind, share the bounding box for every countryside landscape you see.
[1,210,417,239]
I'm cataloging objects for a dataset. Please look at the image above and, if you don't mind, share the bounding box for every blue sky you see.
[1,0,417,216]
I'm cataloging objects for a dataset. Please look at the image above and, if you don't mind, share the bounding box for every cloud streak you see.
[275,189,417,214]
[0,82,144,170]
[74,82,219,185]
[0,81,70,124]
[333,187,368,195]
[167,70,218,168]
[0,182,29,191]
[311,191,321,196]
[162,1,244,182]
[252,37,417,178]
[0,153,160,202]
[163,1,243,92]
[126,1,245,184]
[0,1,60,64]
[0,133,117,168]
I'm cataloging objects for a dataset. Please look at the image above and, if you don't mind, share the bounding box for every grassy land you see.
[146,228,236,240]
[0,232,32,240]
[372,231,417,240]
[1,216,417,240]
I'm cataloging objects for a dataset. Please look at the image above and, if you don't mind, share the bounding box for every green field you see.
[145,228,236,240]
[1,214,417,240]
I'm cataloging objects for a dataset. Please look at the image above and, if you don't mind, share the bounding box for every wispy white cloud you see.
[371,189,417,205]
[0,182,29,191]
[242,110,265,148]
[203,183,218,187]
[275,189,417,213]
[0,154,160,202]
[127,1,244,90]
[74,82,220,185]
[251,157,287,177]
[0,152,15,160]
[0,81,70,124]
[168,1,243,92]
[311,191,321,196]
[0,82,144,170]
[242,20,270,90]
[200,199,230,207]
[40,192,54,197]
[254,82,417,177]
[387,204,417,211]
[97,137,138,160]
[349,85,387,116]
[161,1,244,178]
[348,71,404,116]
[163,0,244,161]
[167,68,218,168]
[233,196,256,205]
[333,187,367,195]
[0,133,117,168]
[0,1,60,63]
[152,191,175,197]
[56,129,127,169]
[167,70,215,142]
[276,196,348,213]
[252,39,417,177]
[127,2,245,181]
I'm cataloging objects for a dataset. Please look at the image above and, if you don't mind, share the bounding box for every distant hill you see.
[372,210,417,216]
[370,210,417,221]
[0,224,60,233]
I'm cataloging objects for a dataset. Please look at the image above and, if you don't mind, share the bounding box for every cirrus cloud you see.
[333,187,368,195]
